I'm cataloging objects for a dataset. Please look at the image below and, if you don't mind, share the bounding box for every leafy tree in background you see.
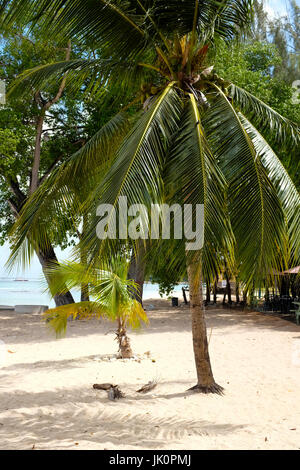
[213,38,300,189]
[0,28,124,303]
[269,0,300,84]
[0,31,80,304]
[250,0,299,84]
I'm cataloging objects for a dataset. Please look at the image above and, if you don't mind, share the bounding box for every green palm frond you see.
[8,57,155,101]
[7,111,131,270]
[1,0,148,60]
[8,59,111,99]
[44,298,148,338]
[239,113,300,261]
[2,2,255,103]
[146,0,253,41]
[214,0,253,39]
[100,83,181,203]
[166,94,235,279]
[44,260,138,300]
[43,259,148,337]
[66,112,133,176]
[124,299,149,329]
[1,1,253,46]
[204,85,287,284]
[43,301,107,337]
[81,82,183,261]
[229,84,300,145]
[44,261,99,297]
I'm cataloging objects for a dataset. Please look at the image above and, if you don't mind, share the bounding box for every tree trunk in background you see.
[265,283,270,301]
[290,279,296,298]
[225,270,232,304]
[213,277,218,304]
[6,41,74,309]
[81,283,90,302]
[205,280,211,304]
[280,275,289,297]
[249,282,255,306]
[243,287,248,306]
[235,277,240,304]
[128,240,146,305]
[36,245,75,307]
[187,255,223,394]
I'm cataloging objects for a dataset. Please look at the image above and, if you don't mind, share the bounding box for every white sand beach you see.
[0,299,299,450]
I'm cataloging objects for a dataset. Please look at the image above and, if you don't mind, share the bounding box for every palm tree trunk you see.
[187,256,223,394]
[128,240,146,305]
[116,317,133,359]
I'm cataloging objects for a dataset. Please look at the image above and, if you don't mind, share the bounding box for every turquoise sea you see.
[0,278,186,308]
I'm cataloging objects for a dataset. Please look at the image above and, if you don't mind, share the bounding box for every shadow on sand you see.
[0,383,246,449]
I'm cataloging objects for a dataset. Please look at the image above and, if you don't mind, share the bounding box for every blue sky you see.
[0,244,73,278]
[264,0,291,18]
[0,0,294,279]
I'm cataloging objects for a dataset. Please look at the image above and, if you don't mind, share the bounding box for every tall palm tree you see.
[2,1,299,393]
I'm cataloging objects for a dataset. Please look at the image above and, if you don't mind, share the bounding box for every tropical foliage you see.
[1,0,299,392]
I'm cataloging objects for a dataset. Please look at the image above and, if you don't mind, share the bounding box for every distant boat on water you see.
[14,278,29,282]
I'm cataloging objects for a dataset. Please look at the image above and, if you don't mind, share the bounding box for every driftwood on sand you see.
[136,380,157,393]
[93,383,114,391]
[93,383,125,400]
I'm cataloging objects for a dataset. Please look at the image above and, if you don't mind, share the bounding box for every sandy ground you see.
[0,298,300,450]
